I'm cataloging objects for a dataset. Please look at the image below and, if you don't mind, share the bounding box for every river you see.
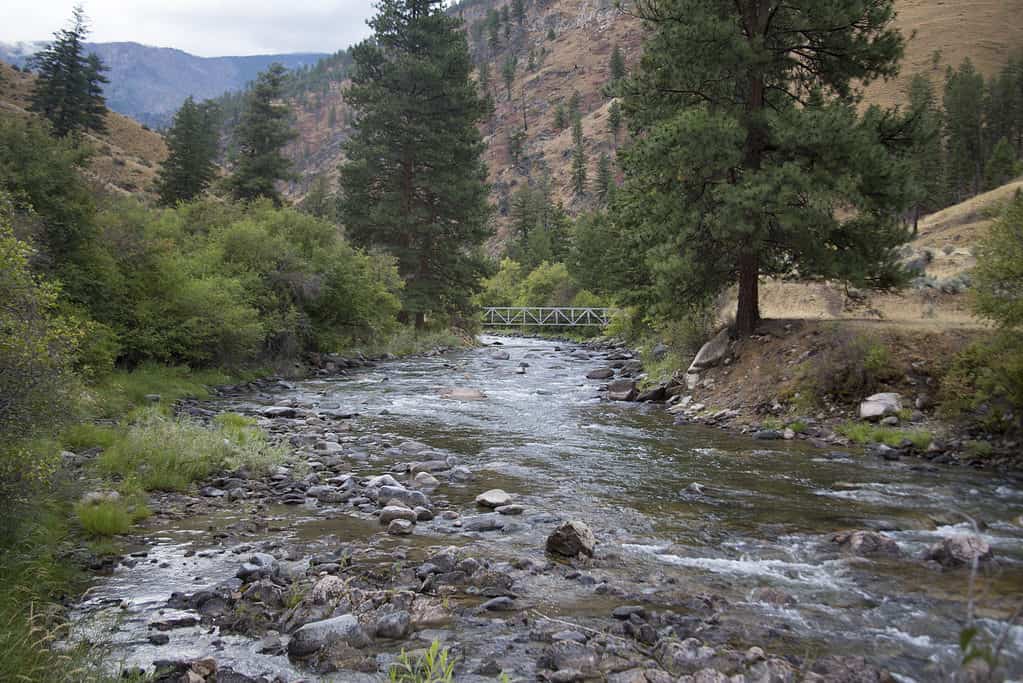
[70,335,1023,681]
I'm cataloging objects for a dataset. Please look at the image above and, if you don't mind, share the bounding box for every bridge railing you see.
[481,307,612,327]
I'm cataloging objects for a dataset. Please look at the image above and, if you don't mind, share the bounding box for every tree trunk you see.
[735,250,760,336]
[414,311,426,330]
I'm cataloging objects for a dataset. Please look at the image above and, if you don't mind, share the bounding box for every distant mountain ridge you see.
[0,41,327,128]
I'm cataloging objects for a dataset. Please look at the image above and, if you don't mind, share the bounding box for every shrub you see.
[941,336,1023,433]
[75,499,131,536]
[389,640,457,683]
[801,330,896,404]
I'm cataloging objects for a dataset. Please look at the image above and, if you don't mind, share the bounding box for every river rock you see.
[832,530,901,556]
[688,328,731,372]
[449,466,474,482]
[377,485,430,509]
[310,576,347,604]
[414,506,434,521]
[925,535,993,567]
[374,610,411,639]
[365,474,402,489]
[441,387,487,401]
[543,641,600,676]
[262,406,297,418]
[586,368,615,380]
[380,505,417,525]
[859,393,902,421]
[607,379,638,402]
[654,638,716,675]
[463,514,507,532]
[237,553,278,581]
[287,614,368,656]
[388,519,414,535]
[546,521,595,558]
[412,471,440,490]
[476,489,512,508]
[490,350,511,360]
[496,504,524,515]
[481,596,516,611]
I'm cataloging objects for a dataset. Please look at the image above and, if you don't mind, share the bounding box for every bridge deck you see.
[481,307,611,327]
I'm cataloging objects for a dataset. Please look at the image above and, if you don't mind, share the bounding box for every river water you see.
[71,335,1023,681]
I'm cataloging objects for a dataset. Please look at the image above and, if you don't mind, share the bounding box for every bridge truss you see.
[481,307,612,327]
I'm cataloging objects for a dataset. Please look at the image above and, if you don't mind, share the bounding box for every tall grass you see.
[79,364,247,420]
[838,422,933,450]
[98,408,285,491]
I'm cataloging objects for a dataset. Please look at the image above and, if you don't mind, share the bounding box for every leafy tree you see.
[338,0,491,326]
[502,55,517,101]
[156,96,220,205]
[985,137,1018,190]
[29,5,109,137]
[229,64,296,204]
[618,0,910,334]
[608,99,622,144]
[904,74,945,232]
[943,59,985,201]
[513,0,526,25]
[609,45,626,88]
[596,152,613,202]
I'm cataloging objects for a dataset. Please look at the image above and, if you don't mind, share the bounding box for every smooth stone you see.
[476,489,513,508]
[496,504,524,516]
[388,519,414,535]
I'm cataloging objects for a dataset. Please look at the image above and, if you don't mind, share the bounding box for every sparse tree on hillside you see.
[229,64,295,204]
[943,59,986,201]
[299,174,336,221]
[571,114,583,147]
[571,142,587,196]
[156,97,220,205]
[905,74,945,232]
[568,90,581,118]
[29,5,110,137]
[596,152,613,202]
[985,138,1018,190]
[554,104,568,130]
[547,27,556,41]
[607,99,621,145]
[338,0,491,326]
[513,0,526,25]
[502,55,517,101]
[502,6,512,39]
[608,45,626,88]
[618,0,911,335]
[487,9,501,51]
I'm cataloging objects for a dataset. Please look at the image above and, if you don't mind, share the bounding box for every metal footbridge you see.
[481,307,612,327]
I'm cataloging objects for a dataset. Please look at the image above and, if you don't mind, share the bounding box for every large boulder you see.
[607,379,638,402]
[831,530,900,556]
[687,328,731,373]
[475,489,512,508]
[236,553,278,581]
[546,521,596,558]
[377,485,430,509]
[586,368,615,380]
[288,614,368,656]
[859,393,902,421]
[926,535,993,568]
[379,505,417,525]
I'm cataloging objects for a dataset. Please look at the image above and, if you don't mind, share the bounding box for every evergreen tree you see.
[299,174,336,221]
[596,152,613,202]
[571,143,587,196]
[509,180,569,268]
[619,0,910,335]
[609,45,626,88]
[156,96,220,205]
[513,0,526,25]
[229,64,295,204]
[487,9,501,51]
[501,6,512,39]
[502,55,517,101]
[905,74,945,232]
[985,138,1018,190]
[608,99,621,144]
[571,114,583,147]
[338,0,491,325]
[553,104,568,130]
[29,6,109,137]
[527,48,537,72]
[983,55,1023,158]
[943,59,986,201]
[568,90,582,118]
[547,27,557,41]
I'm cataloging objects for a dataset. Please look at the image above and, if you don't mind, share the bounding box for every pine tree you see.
[513,0,526,25]
[985,138,1018,190]
[501,6,512,39]
[546,27,557,41]
[943,59,985,201]
[229,63,296,204]
[156,96,220,205]
[502,55,517,101]
[509,179,569,268]
[487,9,501,51]
[338,0,491,325]
[571,114,583,147]
[571,143,587,196]
[553,104,568,130]
[596,152,613,202]
[905,74,945,232]
[609,45,626,88]
[299,174,336,221]
[619,0,910,335]
[29,6,109,137]
[568,90,582,118]
[608,99,621,145]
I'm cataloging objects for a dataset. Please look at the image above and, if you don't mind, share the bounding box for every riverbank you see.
[60,336,1023,681]
[590,319,1022,474]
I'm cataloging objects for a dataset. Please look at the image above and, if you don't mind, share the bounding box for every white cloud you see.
[0,0,376,56]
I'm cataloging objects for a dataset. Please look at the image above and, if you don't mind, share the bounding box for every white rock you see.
[475,489,512,508]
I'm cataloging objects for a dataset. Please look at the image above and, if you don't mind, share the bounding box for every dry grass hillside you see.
[0,61,167,198]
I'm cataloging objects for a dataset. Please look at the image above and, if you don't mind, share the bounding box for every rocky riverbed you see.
[68,336,1023,681]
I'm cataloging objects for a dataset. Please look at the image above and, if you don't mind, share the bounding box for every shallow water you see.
[71,335,1023,680]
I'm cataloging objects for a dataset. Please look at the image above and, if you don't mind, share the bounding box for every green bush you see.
[389,640,457,683]
[838,422,932,450]
[98,408,285,491]
[75,500,131,537]
[801,330,896,405]
[62,423,120,452]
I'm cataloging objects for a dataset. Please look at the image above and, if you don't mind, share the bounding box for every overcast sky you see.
[1,1,377,56]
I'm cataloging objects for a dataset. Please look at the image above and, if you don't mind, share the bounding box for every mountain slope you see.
[0,61,167,197]
[0,41,327,128]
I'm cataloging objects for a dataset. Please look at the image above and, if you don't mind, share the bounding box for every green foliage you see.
[571,144,587,196]
[837,422,932,450]
[595,152,614,203]
[98,408,285,491]
[553,104,568,131]
[940,336,1023,434]
[229,64,296,204]
[29,6,109,137]
[298,174,337,221]
[477,258,525,307]
[984,137,1018,190]
[0,197,80,497]
[508,180,569,269]
[62,423,119,452]
[75,499,131,537]
[80,364,234,420]
[502,55,517,101]
[339,0,492,324]
[608,100,621,144]
[608,45,626,90]
[567,210,634,296]
[973,195,1023,329]
[546,27,556,41]
[515,261,575,306]
[904,74,947,227]
[619,0,910,334]
[389,640,457,683]
[156,96,220,205]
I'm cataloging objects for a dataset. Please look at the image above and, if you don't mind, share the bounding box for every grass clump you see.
[75,500,131,537]
[389,639,457,683]
[81,364,243,420]
[61,423,120,452]
[363,326,468,358]
[99,408,285,491]
[838,422,932,450]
